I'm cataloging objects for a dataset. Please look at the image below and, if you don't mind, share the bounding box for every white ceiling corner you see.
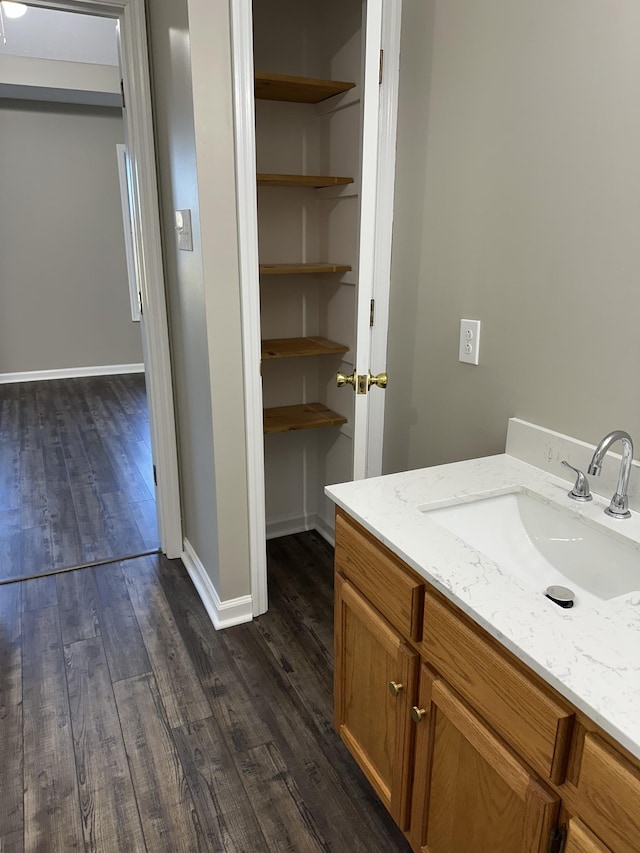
[0,5,119,66]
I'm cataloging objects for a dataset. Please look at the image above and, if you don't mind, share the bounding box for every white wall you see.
[146,0,251,602]
[0,98,142,374]
[384,0,640,473]
[0,54,120,106]
[188,0,252,598]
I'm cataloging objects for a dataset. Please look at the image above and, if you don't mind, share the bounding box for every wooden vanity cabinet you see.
[574,733,640,853]
[333,507,640,853]
[564,819,612,853]
[334,574,418,829]
[422,592,574,785]
[409,664,559,853]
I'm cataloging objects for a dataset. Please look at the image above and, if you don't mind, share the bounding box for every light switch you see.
[175,209,193,251]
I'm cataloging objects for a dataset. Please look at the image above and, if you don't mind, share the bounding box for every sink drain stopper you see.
[545,585,575,608]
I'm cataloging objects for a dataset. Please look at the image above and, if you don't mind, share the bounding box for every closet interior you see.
[252,0,366,540]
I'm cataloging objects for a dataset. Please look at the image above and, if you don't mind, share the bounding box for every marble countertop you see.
[325,454,640,761]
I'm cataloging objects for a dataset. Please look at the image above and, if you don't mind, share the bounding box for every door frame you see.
[115,143,141,322]
[230,0,402,615]
[351,0,385,481]
[28,0,183,558]
[365,0,403,478]
[230,0,268,617]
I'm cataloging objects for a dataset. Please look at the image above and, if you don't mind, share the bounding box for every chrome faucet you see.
[588,430,634,519]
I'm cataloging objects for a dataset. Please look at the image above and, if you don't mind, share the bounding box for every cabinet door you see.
[565,819,612,853]
[410,664,560,853]
[576,732,640,853]
[334,575,418,829]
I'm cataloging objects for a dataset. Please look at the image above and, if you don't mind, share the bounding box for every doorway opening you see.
[0,0,181,583]
[232,0,401,616]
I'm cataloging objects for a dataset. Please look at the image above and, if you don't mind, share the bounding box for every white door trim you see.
[230,0,269,616]
[229,0,400,612]
[28,0,183,558]
[116,143,141,322]
[366,0,403,478]
[352,0,384,481]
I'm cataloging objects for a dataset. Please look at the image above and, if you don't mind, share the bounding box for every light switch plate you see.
[459,318,481,365]
[175,209,193,251]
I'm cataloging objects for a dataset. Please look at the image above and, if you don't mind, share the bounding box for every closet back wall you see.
[0,99,142,376]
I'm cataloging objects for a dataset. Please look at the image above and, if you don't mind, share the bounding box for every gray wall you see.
[0,99,142,374]
[146,0,251,601]
[384,0,640,474]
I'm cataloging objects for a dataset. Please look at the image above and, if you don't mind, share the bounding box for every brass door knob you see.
[411,706,427,724]
[336,371,356,388]
[369,372,388,389]
[388,681,403,697]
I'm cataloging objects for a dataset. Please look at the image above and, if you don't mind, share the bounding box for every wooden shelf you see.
[263,403,347,434]
[259,262,352,276]
[262,336,348,359]
[257,173,354,189]
[255,72,356,104]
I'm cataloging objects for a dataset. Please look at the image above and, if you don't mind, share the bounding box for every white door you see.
[349,0,402,480]
[114,0,184,557]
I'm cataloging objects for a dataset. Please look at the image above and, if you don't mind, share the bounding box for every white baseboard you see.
[265,512,337,546]
[266,512,317,540]
[314,514,335,547]
[182,538,253,629]
[0,363,145,385]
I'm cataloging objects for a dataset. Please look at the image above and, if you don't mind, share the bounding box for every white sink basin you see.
[423,491,640,607]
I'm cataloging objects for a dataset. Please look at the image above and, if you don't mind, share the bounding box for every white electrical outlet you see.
[459,319,481,365]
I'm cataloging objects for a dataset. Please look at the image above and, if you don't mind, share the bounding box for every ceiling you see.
[0,4,118,66]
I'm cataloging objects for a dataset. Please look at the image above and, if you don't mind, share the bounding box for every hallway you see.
[0,532,410,852]
[0,374,158,582]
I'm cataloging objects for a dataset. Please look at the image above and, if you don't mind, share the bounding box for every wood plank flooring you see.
[0,532,411,852]
[0,375,158,582]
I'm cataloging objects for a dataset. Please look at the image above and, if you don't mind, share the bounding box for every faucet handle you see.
[561,460,593,502]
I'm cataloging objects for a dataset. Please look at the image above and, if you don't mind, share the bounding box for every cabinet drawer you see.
[334,510,423,640]
[422,593,574,783]
[565,818,611,853]
[576,733,640,853]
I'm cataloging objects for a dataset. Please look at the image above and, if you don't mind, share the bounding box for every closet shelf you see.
[257,173,354,189]
[255,72,356,104]
[263,403,347,434]
[259,262,352,276]
[262,336,349,359]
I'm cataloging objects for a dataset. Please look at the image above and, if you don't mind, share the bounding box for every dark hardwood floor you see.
[0,532,411,852]
[0,374,158,582]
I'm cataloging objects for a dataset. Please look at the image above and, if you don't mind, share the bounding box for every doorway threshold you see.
[0,548,162,586]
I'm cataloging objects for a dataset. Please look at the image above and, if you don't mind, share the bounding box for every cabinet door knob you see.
[411,706,427,724]
[388,681,403,697]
